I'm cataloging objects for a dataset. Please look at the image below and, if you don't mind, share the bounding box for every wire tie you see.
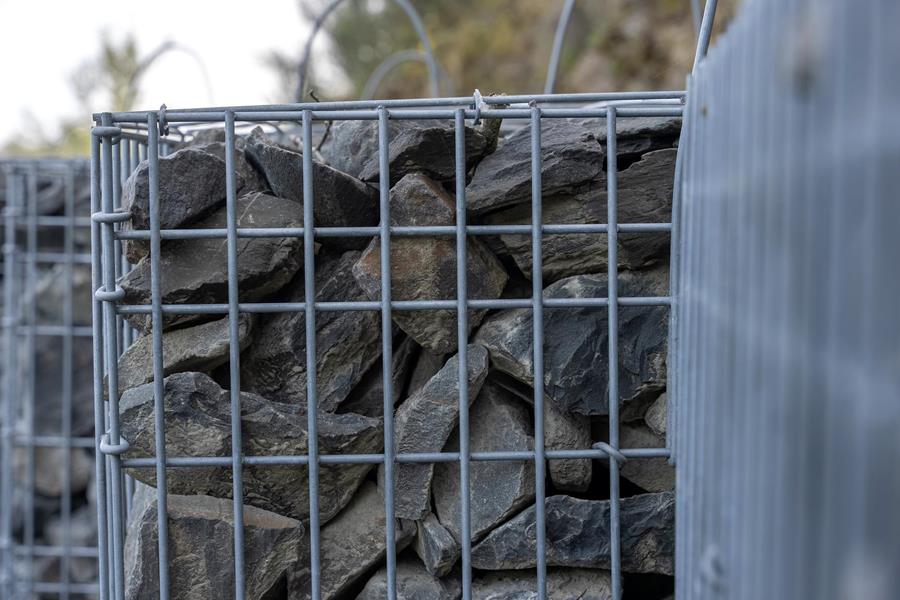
[159,104,170,137]
[94,285,126,303]
[99,433,130,456]
[592,441,627,464]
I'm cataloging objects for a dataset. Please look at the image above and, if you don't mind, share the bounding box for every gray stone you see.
[120,191,306,332]
[26,335,94,436]
[618,423,674,492]
[474,268,669,416]
[44,506,99,584]
[406,348,447,398]
[378,346,489,520]
[352,173,507,353]
[471,492,675,575]
[545,398,593,492]
[472,568,612,600]
[15,446,93,497]
[195,140,270,195]
[467,117,679,217]
[120,372,382,522]
[357,558,461,600]
[434,379,535,543]
[35,263,92,326]
[241,251,381,411]
[339,335,418,418]
[645,392,667,436]
[413,512,460,578]
[323,119,496,185]
[243,127,378,250]
[125,484,302,600]
[289,481,415,599]
[483,148,676,283]
[116,314,253,393]
[121,146,237,263]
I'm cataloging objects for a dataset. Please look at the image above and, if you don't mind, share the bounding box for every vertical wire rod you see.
[60,165,76,600]
[224,110,247,599]
[24,166,38,597]
[454,108,473,600]
[530,106,548,600]
[606,106,623,600]
[378,106,398,599]
[301,110,323,600]
[693,0,720,72]
[147,113,171,600]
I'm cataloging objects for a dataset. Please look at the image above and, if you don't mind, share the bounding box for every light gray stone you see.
[619,423,674,492]
[352,173,507,353]
[378,345,490,520]
[44,506,99,584]
[645,392,667,436]
[434,379,535,543]
[35,263,92,326]
[413,512,460,578]
[15,446,93,497]
[471,492,675,575]
[125,484,302,600]
[357,558,461,600]
[120,372,382,522]
[472,568,613,600]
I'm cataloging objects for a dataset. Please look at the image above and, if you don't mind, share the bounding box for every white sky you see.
[0,0,321,148]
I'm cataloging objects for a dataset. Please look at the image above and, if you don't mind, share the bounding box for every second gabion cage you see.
[90,91,684,600]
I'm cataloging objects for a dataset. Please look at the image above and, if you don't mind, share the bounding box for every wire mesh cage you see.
[0,159,100,598]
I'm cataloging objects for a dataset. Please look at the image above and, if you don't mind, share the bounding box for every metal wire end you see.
[158,104,170,138]
[94,285,126,303]
[472,89,485,124]
[91,209,131,224]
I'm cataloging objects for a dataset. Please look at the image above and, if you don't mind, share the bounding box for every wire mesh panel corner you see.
[90,92,686,600]
[0,159,100,598]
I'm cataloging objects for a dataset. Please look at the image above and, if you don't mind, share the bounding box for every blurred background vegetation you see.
[3,0,738,156]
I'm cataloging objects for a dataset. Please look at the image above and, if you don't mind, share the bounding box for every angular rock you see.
[323,119,497,185]
[434,379,535,543]
[618,423,674,492]
[125,484,302,600]
[545,398,593,492]
[121,146,237,262]
[116,314,253,393]
[120,372,382,521]
[645,392,667,436]
[120,191,306,332]
[289,481,415,599]
[358,558,461,600]
[339,335,417,418]
[14,446,93,497]
[406,347,447,398]
[467,116,679,216]
[378,345,489,520]
[352,173,507,353]
[471,492,675,575]
[195,140,270,195]
[474,268,669,416]
[243,127,378,250]
[472,568,612,600]
[413,512,460,577]
[483,148,676,282]
[241,251,381,411]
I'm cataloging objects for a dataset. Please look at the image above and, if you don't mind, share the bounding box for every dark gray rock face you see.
[358,559,461,600]
[618,423,674,492]
[121,147,236,263]
[124,484,302,600]
[378,346,490,520]
[117,314,253,393]
[466,116,680,217]
[471,491,675,575]
[406,347,447,398]
[120,191,306,332]
[339,335,417,418]
[474,268,669,416]
[241,251,381,412]
[243,127,378,250]
[413,512,460,577]
[434,379,535,543]
[352,173,507,354]
[196,141,270,195]
[545,398,593,492]
[472,568,612,600]
[483,148,676,283]
[323,119,496,185]
[289,481,415,599]
[120,372,382,522]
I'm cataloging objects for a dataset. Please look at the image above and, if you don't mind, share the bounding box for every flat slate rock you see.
[121,146,236,263]
[357,558,461,600]
[471,491,675,575]
[124,484,302,600]
[413,512,460,578]
[241,251,382,412]
[474,267,669,416]
[116,314,253,393]
[120,191,306,332]
[120,372,382,522]
[484,148,676,283]
[434,379,535,544]
[352,173,507,354]
[288,481,415,599]
[323,119,497,185]
[243,126,378,250]
[618,423,674,492]
[472,568,613,600]
[378,345,489,520]
[339,335,418,418]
